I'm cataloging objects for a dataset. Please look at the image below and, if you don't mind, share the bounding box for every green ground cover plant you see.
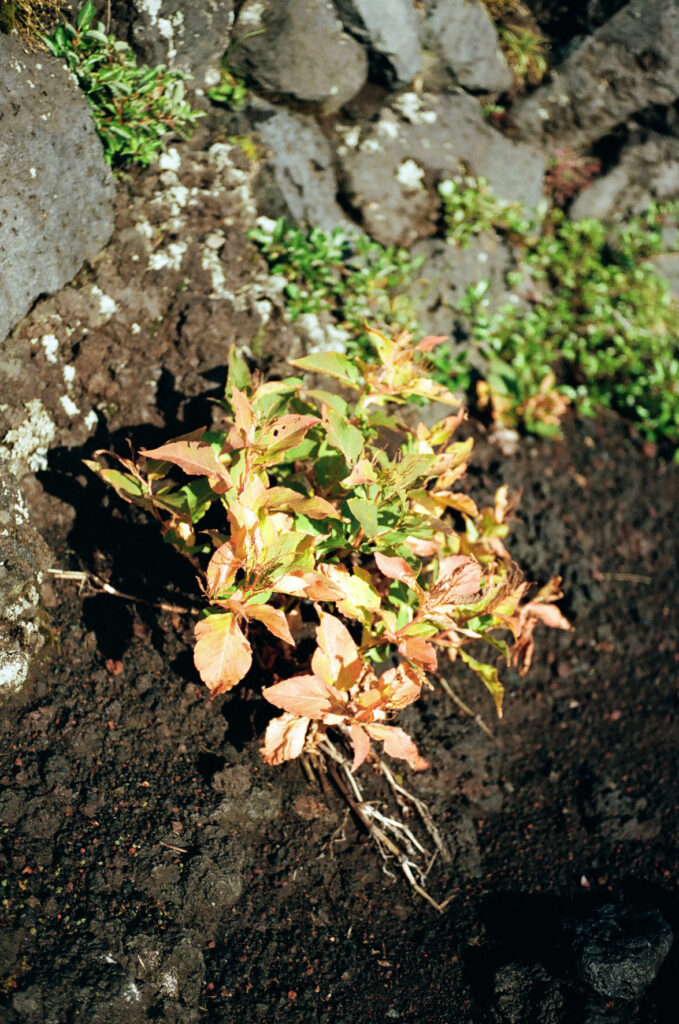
[249,219,420,350]
[482,0,549,87]
[44,1,203,168]
[89,330,570,773]
[440,178,679,450]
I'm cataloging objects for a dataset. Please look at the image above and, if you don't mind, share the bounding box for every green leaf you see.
[76,0,96,29]
[227,345,252,392]
[347,497,379,538]
[289,352,362,389]
[459,649,504,718]
[324,408,364,466]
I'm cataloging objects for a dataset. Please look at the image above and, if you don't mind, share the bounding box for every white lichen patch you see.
[59,395,81,418]
[0,651,29,695]
[40,334,59,364]
[91,285,119,319]
[159,970,179,998]
[298,313,350,354]
[202,237,235,300]
[158,148,181,172]
[0,399,56,474]
[63,364,76,384]
[84,410,98,430]
[149,242,187,272]
[138,0,162,23]
[360,138,383,155]
[238,1,265,28]
[396,159,425,192]
[377,114,400,141]
[393,92,437,125]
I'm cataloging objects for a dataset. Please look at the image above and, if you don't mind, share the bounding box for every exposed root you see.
[48,568,196,615]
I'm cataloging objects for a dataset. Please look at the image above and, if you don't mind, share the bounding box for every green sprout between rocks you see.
[44,1,203,168]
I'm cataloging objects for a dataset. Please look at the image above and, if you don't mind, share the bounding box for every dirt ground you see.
[1,128,679,1023]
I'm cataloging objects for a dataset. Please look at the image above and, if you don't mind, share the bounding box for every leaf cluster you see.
[44,1,203,168]
[249,218,420,351]
[482,0,549,87]
[89,331,570,772]
[441,178,679,451]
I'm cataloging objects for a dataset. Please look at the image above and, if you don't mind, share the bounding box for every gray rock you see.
[255,108,352,229]
[514,0,679,149]
[334,0,421,89]
[571,131,679,221]
[411,233,513,337]
[0,462,52,700]
[108,0,235,89]
[420,0,512,95]
[572,904,674,1000]
[231,0,368,112]
[491,963,564,1024]
[338,92,545,246]
[0,35,115,344]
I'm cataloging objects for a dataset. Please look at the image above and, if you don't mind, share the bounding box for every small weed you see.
[545,147,602,207]
[1,0,66,44]
[207,68,248,110]
[483,0,549,87]
[44,1,203,168]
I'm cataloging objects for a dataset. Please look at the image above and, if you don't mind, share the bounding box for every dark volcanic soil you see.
[1,402,678,1023]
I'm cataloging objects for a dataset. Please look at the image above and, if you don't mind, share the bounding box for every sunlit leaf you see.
[365,723,429,770]
[312,611,363,690]
[140,440,231,485]
[261,713,309,766]
[459,649,504,717]
[262,675,346,719]
[290,352,362,388]
[194,613,252,696]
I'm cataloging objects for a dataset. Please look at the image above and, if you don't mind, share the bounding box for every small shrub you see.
[88,332,569,771]
[545,148,602,207]
[483,0,549,87]
[1,0,67,44]
[44,1,203,168]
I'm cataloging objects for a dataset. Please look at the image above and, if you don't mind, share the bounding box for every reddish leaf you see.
[379,663,423,708]
[273,571,345,602]
[397,634,438,671]
[259,414,320,453]
[349,723,372,772]
[415,334,447,352]
[194,613,252,696]
[437,555,482,599]
[140,441,232,485]
[374,551,417,587]
[365,723,429,770]
[231,386,255,442]
[261,713,309,766]
[262,675,345,720]
[265,486,340,519]
[523,601,572,631]
[311,611,363,690]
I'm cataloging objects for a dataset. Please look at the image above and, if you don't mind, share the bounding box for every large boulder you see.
[254,108,352,229]
[334,0,421,90]
[338,92,545,246]
[420,0,512,95]
[514,0,679,148]
[0,462,52,700]
[106,0,235,89]
[0,35,115,345]
[231,0,368,112]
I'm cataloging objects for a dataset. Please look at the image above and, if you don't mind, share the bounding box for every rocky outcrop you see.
[0,35,115,345]
[514,0,679,148]
[420,0,512,95]
[334,0,421,90]
[570,130,679,220]
[338,92,545,246]
[230,0,368,112]
[0,462,52,699]
[108,0,235,90]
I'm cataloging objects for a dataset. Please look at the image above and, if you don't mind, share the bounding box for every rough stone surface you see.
[338,92,545,246]
[420,0,512,94]
[108,0,235,89]
[0,462,52,699]
[0,35,115,344]
[514,0,679,148]
[254,108,352,229]
[411,233,513,338]
[334,0,421,89]
[490,963,564,1024]
[570,130,679,220]
[571,904,674,1000]
[231,0,368,112]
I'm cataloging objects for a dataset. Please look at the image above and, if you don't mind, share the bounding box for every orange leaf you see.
[194,613,252,696]
[272,571,345,602]
[140,440,232,485]
[262,675,346,720]
[379,662,424,708]
[240,602,295,646]
[231,386,255,442]
[258,414,320,453]
[415,334,447,352]
[261,713,309,765]
[437,555,482,599]
[374,551,418,587]
[365,723,429,770]
[523,601,572,631]
[349,724,372,772]
[206,542,242,597]
[311,611,363,690]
